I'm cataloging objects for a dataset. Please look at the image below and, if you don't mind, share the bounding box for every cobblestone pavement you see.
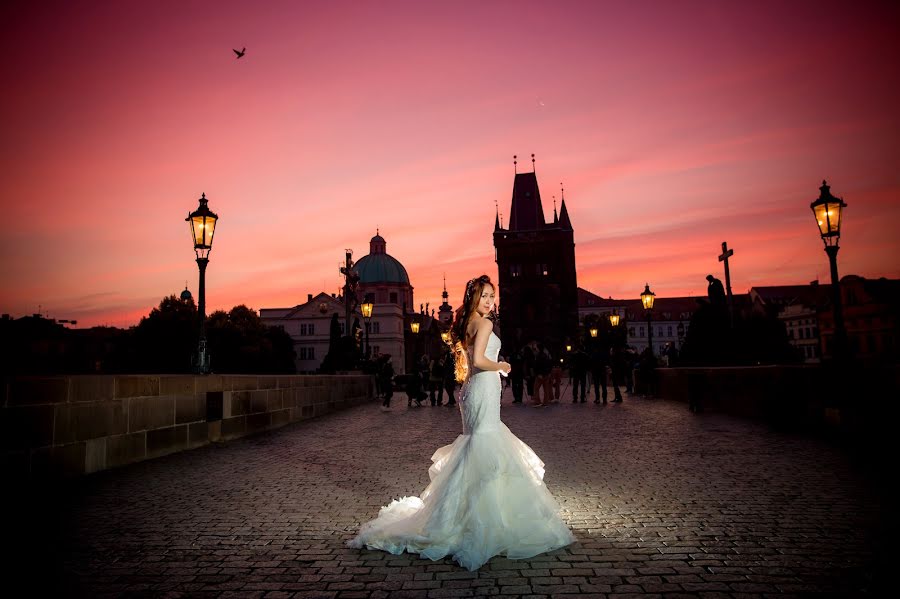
[17,388,886,597]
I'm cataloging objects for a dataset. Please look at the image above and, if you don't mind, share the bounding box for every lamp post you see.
[186,193,218,373]
[609,311,620,328]
[589,326,598,339]
[361,300,374,359]
[810,180,848,360]
[410,318,420,374]
[641,283,656,356]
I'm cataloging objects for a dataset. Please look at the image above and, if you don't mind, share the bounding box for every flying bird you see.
[233,47,246,59]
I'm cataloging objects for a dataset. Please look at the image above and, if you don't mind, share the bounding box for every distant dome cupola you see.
[354,231,410,285]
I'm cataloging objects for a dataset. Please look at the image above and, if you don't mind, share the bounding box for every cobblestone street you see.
[17,388,885,597]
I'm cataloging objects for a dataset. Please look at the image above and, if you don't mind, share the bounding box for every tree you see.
[206,304,296,373]
[679,301,800,366]
[130,295,198,373]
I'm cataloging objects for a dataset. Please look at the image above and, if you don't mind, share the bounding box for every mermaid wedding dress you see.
[347,331,574,570]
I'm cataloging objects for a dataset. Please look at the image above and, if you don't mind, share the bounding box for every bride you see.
[347,275,574,570]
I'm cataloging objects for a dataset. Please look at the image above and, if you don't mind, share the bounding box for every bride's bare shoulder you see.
[466,315,489,340]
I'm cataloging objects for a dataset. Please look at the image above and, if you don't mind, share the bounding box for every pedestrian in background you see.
[380,355,394,410]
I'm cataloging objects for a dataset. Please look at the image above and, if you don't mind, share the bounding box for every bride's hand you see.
[498,361,511,374]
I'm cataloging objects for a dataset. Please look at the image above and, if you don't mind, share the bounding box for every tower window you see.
[510,264,521,278]
[390,292,398,303]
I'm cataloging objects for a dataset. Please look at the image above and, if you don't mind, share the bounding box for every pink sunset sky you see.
[1,0,898,328]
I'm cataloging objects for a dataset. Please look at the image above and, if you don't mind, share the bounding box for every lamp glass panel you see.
[191,215,217,248]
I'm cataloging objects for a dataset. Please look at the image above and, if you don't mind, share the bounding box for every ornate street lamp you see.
[810,180,848,360]
[641,283,656,356]
[565,343,572,353]
[361,300,374,359]
[441,330,451,345]
[609,311,620,327]
[186,193,218,373]
[589,326,599,339]
[410,321,420,334]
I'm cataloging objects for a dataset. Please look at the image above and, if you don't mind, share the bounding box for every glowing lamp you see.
[589,327,598,338]
[361,301,373,320]
[186,193,218,259]
[410,321,420,334]
[641,284,656,311]
[810,180,846,247]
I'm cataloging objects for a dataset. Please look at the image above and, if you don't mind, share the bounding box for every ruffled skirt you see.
[347,423,574,570]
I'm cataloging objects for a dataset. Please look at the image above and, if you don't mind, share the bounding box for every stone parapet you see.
[1,374,374,479]
[654,364,898,438]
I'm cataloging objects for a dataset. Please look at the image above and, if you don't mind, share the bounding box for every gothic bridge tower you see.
[493,158,578,354]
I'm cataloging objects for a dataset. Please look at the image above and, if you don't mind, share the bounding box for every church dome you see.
[354,232,410,285]
[180,286,193,301]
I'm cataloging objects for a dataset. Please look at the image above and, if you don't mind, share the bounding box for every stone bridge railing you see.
[650,364,898,440]
[1,374,374,480]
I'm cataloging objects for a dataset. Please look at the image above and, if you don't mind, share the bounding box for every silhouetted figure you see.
[509,348,525,403]
[380,355,395,409]
[638,347,658,396]
[706,274,726,307]
[233,47,246,58]
[569,347,588,403]
[430,356,444,405]
[523,340,537,401]
[532,344,553,406]
[329,313,341,352]
[442,350,457,406]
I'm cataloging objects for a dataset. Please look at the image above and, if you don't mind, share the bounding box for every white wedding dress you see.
[347,331,574,570]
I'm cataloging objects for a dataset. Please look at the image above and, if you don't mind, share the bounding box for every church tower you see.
[493,158,578,354]
[438,274,454,325]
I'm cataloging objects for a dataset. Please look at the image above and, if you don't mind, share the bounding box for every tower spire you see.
[495,199,500,230]
[553,195,558,223]
[513,154,517,174]
[531,153,536,173]
[558,182,572,230]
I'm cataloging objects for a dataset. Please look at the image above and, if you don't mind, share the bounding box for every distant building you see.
[494,170,578,354]
[261,232,429,374]
[819,275,899,363]
[623,296,700,355]
[577,287,701,356]
[750,276,899,363]
[355,232,415,311]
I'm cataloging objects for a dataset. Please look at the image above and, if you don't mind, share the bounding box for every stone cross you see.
[718,241,734,300]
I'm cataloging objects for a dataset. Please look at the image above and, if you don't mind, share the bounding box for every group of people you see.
[372,350,458,410]
[504,340,640,406]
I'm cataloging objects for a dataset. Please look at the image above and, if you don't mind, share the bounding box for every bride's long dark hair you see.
[450,274,494,383]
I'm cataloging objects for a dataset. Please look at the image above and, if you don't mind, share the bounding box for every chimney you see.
[308,293,313,302]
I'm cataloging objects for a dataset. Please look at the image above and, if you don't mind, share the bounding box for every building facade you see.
[493,171,578,354]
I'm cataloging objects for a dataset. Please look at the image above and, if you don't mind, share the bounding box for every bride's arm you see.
[471,317,509,373]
